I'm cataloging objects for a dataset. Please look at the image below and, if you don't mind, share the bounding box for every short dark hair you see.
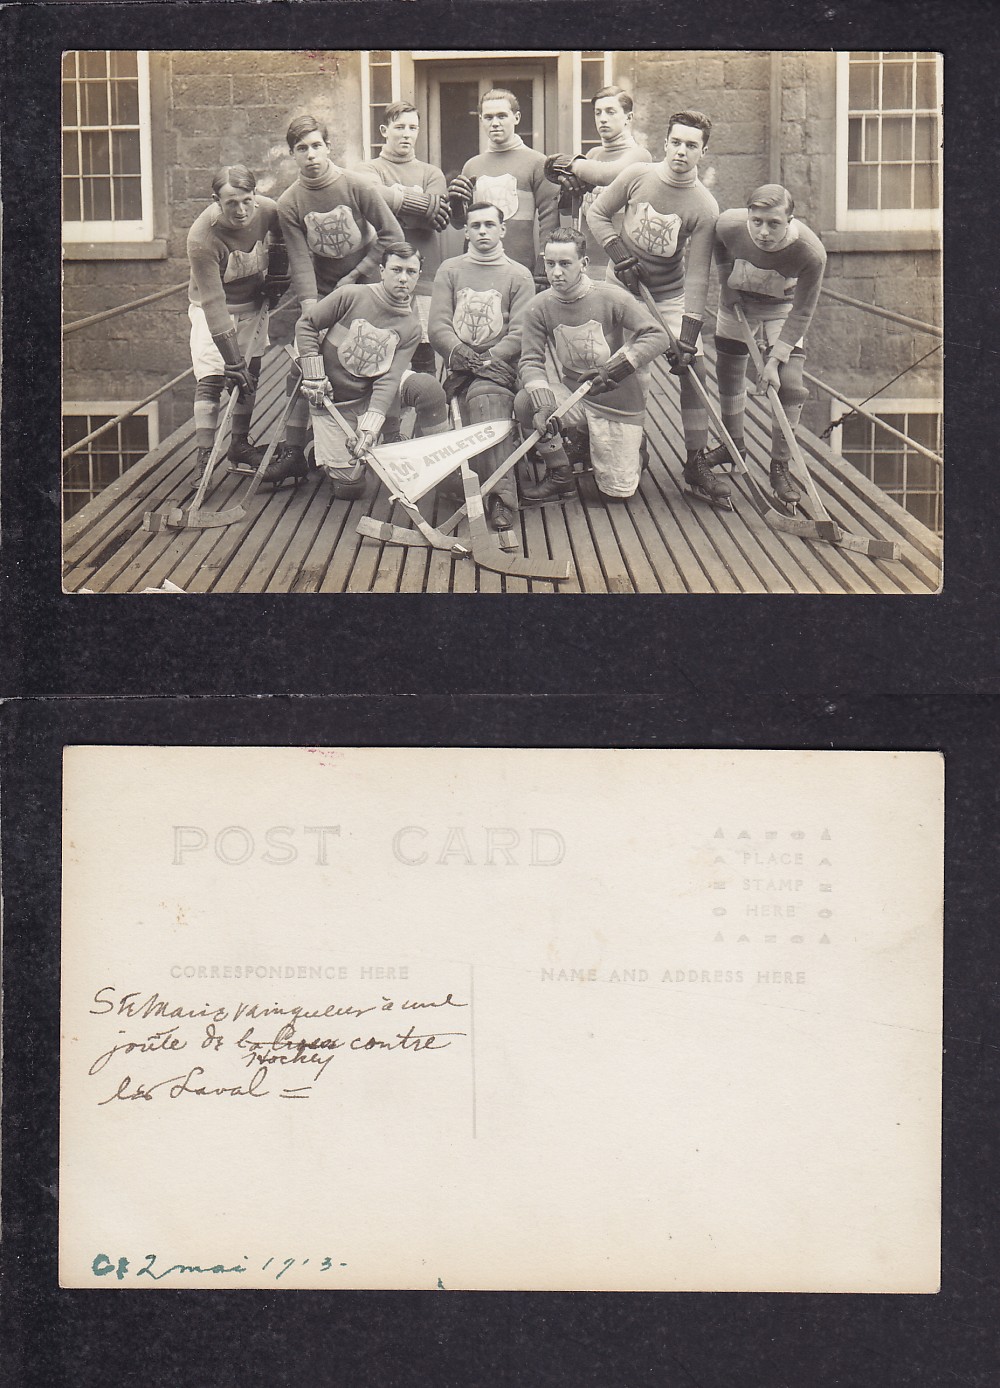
[382,101,419,127]
[479,88,520,116]
[543,227,587,259]
[747,182,794,217]
[667,109,712,149]
[211,165,257,197]
[467,200,505,224]
[380,240,423,267]
[286,114,329,152]
[593,85,634,116]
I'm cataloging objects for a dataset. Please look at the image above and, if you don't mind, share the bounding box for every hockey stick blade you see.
[460,463,570,580]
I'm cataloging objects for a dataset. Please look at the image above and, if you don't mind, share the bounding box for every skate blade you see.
[227,461,258,476]
[770,493,800,516]
[684,486,734,512]
[518,495,575,510]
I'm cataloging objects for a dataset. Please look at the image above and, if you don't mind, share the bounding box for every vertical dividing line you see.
[469,961,477,1139]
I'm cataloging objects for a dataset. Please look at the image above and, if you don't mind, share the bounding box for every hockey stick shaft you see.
[187,304,268,515]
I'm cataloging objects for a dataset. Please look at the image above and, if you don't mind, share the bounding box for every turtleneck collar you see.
[655,161,699,191]
[379,148,415,166]
[551,274,593,304]
[368,282,411,314]
[487,134,524,154]
[600,131,635,155]
[299,162,342,191]
[466,243,509,266]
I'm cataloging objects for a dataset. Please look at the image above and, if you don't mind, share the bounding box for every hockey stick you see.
[143,304,269,532]
[733,305,899,560]
[450,396,517,552]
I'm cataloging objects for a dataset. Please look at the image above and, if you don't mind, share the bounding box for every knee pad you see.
[195,375,225,404]
[777,352,808,405]
[400,371,446,415]
[466,377,514,424]
[513,389,536,431]
[715,337,749,356]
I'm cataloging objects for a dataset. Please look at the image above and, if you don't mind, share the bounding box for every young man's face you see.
[380,252,422,304]
[543,240,588,294]
[292,130,333,179]
[381,111,420,160]
[215,182,257,229]
[594,95,630,144]
[466,206,506,254]
[481,99,519,148]
[664,122,706,175]
[747,203,792,251]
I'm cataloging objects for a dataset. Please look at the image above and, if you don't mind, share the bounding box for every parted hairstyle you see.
[666,109,712,148]
[382,101,420,127]
[286,114,330,151]
[380,240,423,267]
[593,84,634,115]
[479,88,520,116]
[211,165,257,197]
[466,200,506,224]
[543,226,588,258]
[747,182,794,216]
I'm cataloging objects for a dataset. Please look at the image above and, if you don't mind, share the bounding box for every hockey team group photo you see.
[61,50,943,594]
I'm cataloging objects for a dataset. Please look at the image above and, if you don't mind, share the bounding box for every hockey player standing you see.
[542,85,653,270]
[185,165,289,474]
[277,114,404,315]
[446,90,560,285]
[355,101,450,372]
[515,227,668,503]
[271,242,448,498]
[586,111,725,505]
[706,183,828,510]
[429,201,536,530]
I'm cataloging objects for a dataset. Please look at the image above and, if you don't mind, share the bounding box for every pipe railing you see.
[819,285,941,339]
[62,368,194,460]
[62,280,188,335]
[803,370,943,467]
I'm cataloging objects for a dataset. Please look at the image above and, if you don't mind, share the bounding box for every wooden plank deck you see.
[63,345,942,595]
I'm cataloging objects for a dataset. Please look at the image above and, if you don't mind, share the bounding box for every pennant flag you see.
[370,420,514,503]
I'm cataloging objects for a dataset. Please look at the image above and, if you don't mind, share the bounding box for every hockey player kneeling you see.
[267,242,448,497]
[708,183,828,511]
[515,229,668,505]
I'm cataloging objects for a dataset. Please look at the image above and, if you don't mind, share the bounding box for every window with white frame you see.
[62,50,154,243]
[578,52,614,156]
[62,404,158,522]
[836,52,942,232]
[835,400,942,534]
[361,51,401,161]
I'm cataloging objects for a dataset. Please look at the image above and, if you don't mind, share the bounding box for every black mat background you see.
[2,2,998,1384]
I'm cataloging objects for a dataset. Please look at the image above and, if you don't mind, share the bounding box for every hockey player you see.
[185,164,290,474]
[586,111,726,506]
[428,201,536,530]
[267,242,448,498]
[706,183,828,510]
[514,227,668,504]
[446,89,560,285]
[542,85,653,269]
[355,101,450,373]
[277,114,404,314]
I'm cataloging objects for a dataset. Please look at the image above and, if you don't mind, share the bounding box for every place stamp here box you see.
[60,747,943,1292]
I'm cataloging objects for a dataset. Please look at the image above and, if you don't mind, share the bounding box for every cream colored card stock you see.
[60,747,942,1291]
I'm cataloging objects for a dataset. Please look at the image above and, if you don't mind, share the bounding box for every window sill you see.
[825,229,941,254]
[63,240,169,261]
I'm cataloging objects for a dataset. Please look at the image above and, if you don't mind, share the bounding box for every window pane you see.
[62,51,78,79]
[370,63,391,104]
[913,115,937,160]
[908,493,936,529]
[62,415,90,446]
[82,176,113,220]
[81,129,111,174]
[112,79,140,125]
[881,116,912,161]
[113,175,143,220]
[80,50,108,79]
[119,415,149,450]
[63,80,79,127]
[881,59,913,109]
[912,163,938,207]
[111,128,141,175]
[63,130,80,174]
[873,453,904,488]
[847,116,862,162]
[849,60,879,108]
[581,61,603,100]
[915,59,938,108]
[840,415,871,451]
[93,453,124,487]
[109,50,138,79]
[63,176,82,220]
[848,164,878,209]
[863,115,880,161]
[906,413,940,447]
[81,80,109,126]
[907,455,937,488]
[881,164,912,209]
[64,455,92,488]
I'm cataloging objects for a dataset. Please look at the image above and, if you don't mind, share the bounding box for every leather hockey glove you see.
[449,343,486,375]
[398,187,433,218]
[543,153,578,185]
[528,386,560,439]
[348,410,384,460]
[427,193,452,232]
[580,353,634,396]
[262,242,291,310]
[299,354,331,408]
[447,174,475,228]
[473,358,518,392]
[666,315,702,376]
[604,235,643,296]
[212,328,256,397]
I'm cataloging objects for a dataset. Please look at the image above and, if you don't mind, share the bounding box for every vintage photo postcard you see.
[60,746,943,1291]
[61,49,942,595]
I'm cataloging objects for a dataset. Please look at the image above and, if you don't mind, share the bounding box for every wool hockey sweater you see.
[519,277,669,424]
[428,253,535,363]
[461,141,560,275]
[186,196,281,336]
[277,168,403,301]
[587,164,718,313]
[573,138,654,268]
[713,208,827,353]
[356,154,448,294]
[296,283,420,417]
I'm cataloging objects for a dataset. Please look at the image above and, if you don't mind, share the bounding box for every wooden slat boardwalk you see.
[63,346,942,595]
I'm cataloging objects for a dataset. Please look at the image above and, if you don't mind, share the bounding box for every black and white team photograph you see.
[61,49,943,594]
